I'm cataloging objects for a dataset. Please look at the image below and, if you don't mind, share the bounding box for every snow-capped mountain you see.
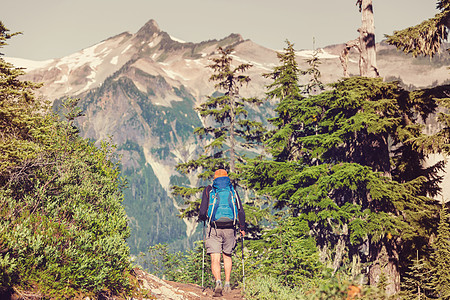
[14,20,273,106]
[9,19,448,107]
[6,19,448,255]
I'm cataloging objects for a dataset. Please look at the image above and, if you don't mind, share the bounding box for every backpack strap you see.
[229,188,237,226]
[208,188,219,224]
[231,186,241,210]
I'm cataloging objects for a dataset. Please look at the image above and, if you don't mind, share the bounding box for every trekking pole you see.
[201,221,206,291]
[241,234,245,293]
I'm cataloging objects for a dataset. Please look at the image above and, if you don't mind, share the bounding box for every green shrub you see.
[244,274,306,300]
[0,95,134,298]
[142,239,247,290]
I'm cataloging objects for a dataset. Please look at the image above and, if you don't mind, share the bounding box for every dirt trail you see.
[135,268,245,300]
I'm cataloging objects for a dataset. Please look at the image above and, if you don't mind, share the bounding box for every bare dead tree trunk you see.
[229,87,239,173]
[229,94,236,174]
[340,38,362,77]
[340,0,379,77]
[359,0,379,77]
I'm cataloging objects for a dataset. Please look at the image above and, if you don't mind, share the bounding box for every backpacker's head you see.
[214,169,228,179]
[212,169,231,189]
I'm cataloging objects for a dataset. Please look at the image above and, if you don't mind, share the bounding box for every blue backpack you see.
[207,176,239,227]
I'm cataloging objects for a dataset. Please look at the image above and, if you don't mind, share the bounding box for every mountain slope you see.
[8,19,449,255]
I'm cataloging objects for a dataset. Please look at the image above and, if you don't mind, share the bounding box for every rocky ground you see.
[134,268,245,300]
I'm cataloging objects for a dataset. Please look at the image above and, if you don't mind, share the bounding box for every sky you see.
[1,0,439,61]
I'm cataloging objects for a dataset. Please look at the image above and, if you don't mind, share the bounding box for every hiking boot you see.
[223,283,232,293]
[213,280,223,297]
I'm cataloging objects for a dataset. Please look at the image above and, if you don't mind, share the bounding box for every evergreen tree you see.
[172,47,264,219]
[400,254,434,300]
[411,88,450,157]
[382,1,450,295]
[243,75,445,296]
[238,41,326,290]
[262,40,305,163]
[386,0,449,57]
[0,21,44,184]
[303,40,325,96]
[430,204,450,298]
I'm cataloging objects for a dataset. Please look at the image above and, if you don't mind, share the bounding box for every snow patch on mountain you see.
[185,59,207,68]
[143,146,173,190]
[249,60,277,72]
[87,70,96,81]
[55,41,111,71]
[54,74,68,84]
[161,67,190,81]
[169,35,186,43]
[121,44,132,54]
[78,70,98,93]
[230,54,276,71]
[80,82,94,94]
[110,56,119,65]
[296,49,339,59]
[148,36,163,48]
[3,57,54,71]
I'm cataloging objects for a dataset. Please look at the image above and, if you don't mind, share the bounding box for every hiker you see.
[199,169,246,297]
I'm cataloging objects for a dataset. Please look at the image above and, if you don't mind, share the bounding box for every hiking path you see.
[135,268,245,300]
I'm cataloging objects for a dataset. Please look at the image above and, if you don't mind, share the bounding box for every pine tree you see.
[410,88,450,158]
[386,0,449,57]
[0,21,44,185]
[379,1,450,296]
[401,252,434,299]
[262,40,305,163]
[431,204,450,298]
[172,47,264,219]
[303,40,325,96]
[240,41,326,289]
[243,74,446,296]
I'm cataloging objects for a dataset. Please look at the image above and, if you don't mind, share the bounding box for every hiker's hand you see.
[240,230,245,237]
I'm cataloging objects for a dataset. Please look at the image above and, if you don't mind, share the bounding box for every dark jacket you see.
[199,182,246,231]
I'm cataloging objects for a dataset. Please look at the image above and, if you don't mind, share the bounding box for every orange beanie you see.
[214,169,228,179]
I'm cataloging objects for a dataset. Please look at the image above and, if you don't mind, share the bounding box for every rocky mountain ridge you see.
[11,20,449,106]
[5,19,449,255]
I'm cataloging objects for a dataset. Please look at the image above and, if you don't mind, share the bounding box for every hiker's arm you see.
[235,191,246,233]
[198,185,211,221]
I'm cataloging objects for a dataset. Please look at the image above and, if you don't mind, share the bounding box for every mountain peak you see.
[228,33,244,42]
[136,19,161,39]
